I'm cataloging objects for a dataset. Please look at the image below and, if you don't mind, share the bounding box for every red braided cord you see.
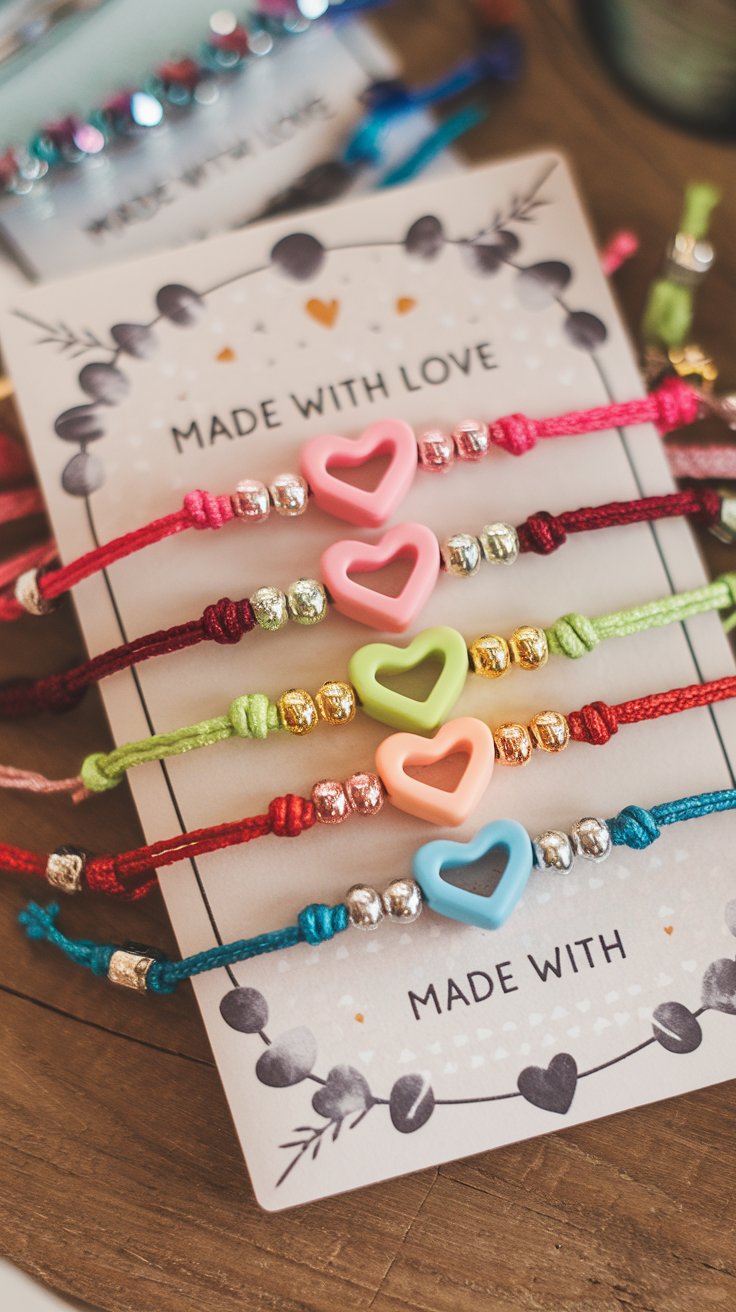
[0,540,56,592]
[0,432,33,487]
[516,487,720,555]
[0,794,316,900]
[0,485,45,524]
[567,676,736,744]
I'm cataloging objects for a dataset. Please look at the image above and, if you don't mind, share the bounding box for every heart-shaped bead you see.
[376,716,494,827]
[321,521,440,633]
[301,419,417,528]
[412,818,533,924]
[349,626,468,732]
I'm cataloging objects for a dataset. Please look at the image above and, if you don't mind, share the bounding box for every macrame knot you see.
[298,902,349,946]
[80,751,120,794]
[86,857,156,902]
[269,794,316,837]
[183,489,234,530]
[653,378,701,434]
[720,571,736,609]
[567,700,619,745]
[228,692,280,739]
[521,510,567,555]
[610,804,661,849]
[546,612,599,659]
[202,597,255,644]
[488,412,539,456]
[0,676,83,718]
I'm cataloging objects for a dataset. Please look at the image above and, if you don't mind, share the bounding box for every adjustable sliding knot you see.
[86,857,157,902]
[609,805,661,849]
[546,612,599,659]
[520,510,567,554]
[183,489,234,530]
[268,794,316,837]
[202,597,255,644]
[19,901,115,977]
[653,377,701,433]
[298,902,349,946]
[228,692,280,739]
[80,752,120,793]
[696,487,723,525]
[568,700,619,744]
[489,412,538,456]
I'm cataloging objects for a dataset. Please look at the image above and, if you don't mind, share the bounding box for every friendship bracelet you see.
[5,379,704,623]
[18,787,736,992]
[2,677,733,820]
[1,486,725,716]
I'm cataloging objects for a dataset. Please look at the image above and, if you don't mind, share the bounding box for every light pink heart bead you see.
[320,521,440,633]
[300,419,417,528]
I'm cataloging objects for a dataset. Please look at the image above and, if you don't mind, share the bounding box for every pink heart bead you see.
[375,717,495,827]
[300,419,417,528]
[320,522,440,633]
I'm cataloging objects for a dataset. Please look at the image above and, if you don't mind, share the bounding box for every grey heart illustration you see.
[517,1052,578,1114]
[701,957,736,1014]
[312,1065,372,1121]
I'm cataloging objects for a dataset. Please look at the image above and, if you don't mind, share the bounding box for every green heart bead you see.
[348,626,469,732]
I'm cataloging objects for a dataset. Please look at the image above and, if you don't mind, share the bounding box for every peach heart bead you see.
[374,716,495,827]
[320,521,440,633]
[300,419,418,528]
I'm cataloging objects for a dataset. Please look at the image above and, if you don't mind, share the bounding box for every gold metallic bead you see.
[278,688,318,735]
[469,633,510,679]
[529,710,569,753]
[493,722,533,767]
[108,948,157,992]
[315,680,357,726]
[45,845,87,894]
[668,343,718,390]
[509,625,548,671]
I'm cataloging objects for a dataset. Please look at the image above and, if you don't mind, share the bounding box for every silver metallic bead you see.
[45,845,87,894]
[251,585,289,631]
[269,472,309,516]
[345,884,384,930]
[569,816,611,862]
[665,231,714,287]
[452,419,489,461]
[532,831,573,873]
[14,567,55,616]
[232,479,270,522]
[479,522,519,565]
[710,494,736,545]
[286,577,328,625]
[107,947,157,992]
[440,532,481,576]
[381,878,423,923]
[417,428,455,472]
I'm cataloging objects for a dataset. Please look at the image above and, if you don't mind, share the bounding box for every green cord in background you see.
[641,181,720,350]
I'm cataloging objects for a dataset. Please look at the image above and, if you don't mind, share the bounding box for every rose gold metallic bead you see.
[345,771,385,816]
[529,710,570,753]
[469,634,510,679]
[277,688,318,735]
[493,722,533,767]
[508,625,548,671]
[417,428,455,472]
[452,419,489,461]
[315,680,357,726]
[231,478,270,522]
[312,779,351,824]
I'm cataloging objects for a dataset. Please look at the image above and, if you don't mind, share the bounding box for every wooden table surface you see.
[1,3,735,1309]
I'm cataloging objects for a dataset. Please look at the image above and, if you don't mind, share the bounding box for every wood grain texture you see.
[1,2,735,1308]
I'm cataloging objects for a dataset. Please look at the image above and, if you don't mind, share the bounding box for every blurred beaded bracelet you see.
[1,676,733,823]
[5,377,719,625]
[17,786,736,991]
[2,486,728,717]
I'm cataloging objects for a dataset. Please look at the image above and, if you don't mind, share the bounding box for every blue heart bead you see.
[412,819,533,930]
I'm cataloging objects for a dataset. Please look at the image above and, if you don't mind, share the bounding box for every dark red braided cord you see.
[0,794,315,901]
[0,596,255,716]
[517,488,721,555]
[567,676,736,745]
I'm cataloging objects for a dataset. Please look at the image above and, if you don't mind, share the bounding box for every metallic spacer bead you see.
[469,633,510,679]
[529,710,569,753]
[314,680,357,726]
[107,947,157,991]
[532,830,573,872]
[479,522,519,565]
[251,586,289,631]
[452,419,489,461]
[14,567,56,616]
[312,779,351,825]
[381,877,423,922]
[286,577,328,625]
[345,884,384,930]
[493,722,533,767]
[710,495,736,545]
[45,845,87,894]
[277,688,318,735]
[569,816,612,862]
[417,429,455,472]
[231,479,270,522]
[344,771,385,816]
[509,625,548,671]
[269,472,309,516]
[440,532,482,576]
[665,231,714,288]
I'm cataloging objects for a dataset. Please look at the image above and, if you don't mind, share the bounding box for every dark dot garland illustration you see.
[219,896,735,1189]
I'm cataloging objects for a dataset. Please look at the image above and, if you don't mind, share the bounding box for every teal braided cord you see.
[147,902,349,993]
[19,902,115,976]
[608,788,736,850]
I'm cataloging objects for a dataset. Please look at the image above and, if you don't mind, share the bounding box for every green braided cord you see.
[80,692,283,793]
[546,573,736,660]
[641,181,720,349]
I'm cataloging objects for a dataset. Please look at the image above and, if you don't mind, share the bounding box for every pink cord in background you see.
[601,230,640,276]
